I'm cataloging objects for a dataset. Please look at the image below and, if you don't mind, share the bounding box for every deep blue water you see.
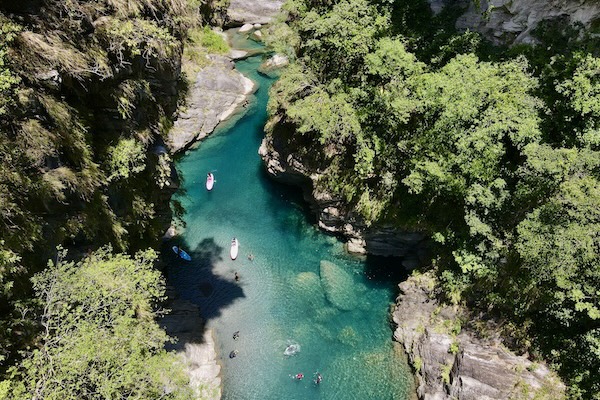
[166,52,413,400]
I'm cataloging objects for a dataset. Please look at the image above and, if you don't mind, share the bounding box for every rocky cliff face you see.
[226,0,286,25]
[259,132,429,262]
[433,0,600,44]
[393,273,564,400]
[0,0,189,259]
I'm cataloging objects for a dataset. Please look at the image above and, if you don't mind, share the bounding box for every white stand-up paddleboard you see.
[206,172,214,191]
[230,238,239,260]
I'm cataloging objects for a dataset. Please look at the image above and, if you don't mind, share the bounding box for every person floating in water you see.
[294,373,304,380]
[314,372,322,385]
[233,331,240,340]
[229,350,238,359]
[247,253,254,261]
[234,272,240,282]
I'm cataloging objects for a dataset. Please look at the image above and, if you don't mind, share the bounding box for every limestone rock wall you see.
[227,0,286,25]
[393,273,564,400]
[435,0,600,44]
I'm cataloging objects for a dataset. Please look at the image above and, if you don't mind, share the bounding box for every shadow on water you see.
[162,237,246,333]
[359,255,412,305]
[256,165,322,227]
[364,255,411,284]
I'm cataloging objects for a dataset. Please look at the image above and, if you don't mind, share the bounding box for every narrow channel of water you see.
[166,52,413,400]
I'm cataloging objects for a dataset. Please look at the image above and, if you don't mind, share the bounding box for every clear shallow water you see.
[166,53,414,400]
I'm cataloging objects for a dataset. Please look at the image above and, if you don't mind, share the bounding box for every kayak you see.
[172,246,192,261]
[206,173,214,191]
[230,238,239,260]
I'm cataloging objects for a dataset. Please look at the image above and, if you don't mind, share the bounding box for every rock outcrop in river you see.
[393,272,564,399]
[168,54,255,153]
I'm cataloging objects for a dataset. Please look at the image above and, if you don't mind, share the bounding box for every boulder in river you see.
[258,54,289,78]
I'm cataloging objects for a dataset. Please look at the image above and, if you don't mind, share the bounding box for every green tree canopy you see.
[1,247,192,400]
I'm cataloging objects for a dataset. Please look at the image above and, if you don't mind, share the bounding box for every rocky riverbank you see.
[258,131,429,264]
[393,272,564,400]
[167,53,256,153]
[161,287,222,400]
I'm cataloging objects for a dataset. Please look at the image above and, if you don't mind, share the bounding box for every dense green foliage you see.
[0,0,224,395]
[267,0,600,397]
[1,247,192,399]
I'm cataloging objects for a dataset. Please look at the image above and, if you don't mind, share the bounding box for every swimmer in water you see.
[234,272,240,282]
[247,253,254,261]
[295,373,304,380]
[315,373,322,385]
[233,331,240,340]
[229,350,238,359]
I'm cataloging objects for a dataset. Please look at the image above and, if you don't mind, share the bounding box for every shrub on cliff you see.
[1,247,192,399]
[0,0,210,385]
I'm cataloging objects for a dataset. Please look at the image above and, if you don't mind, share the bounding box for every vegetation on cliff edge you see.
[0,0,225,396]
[266,0,600,397]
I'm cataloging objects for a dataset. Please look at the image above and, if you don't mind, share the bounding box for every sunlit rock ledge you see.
[167,54,256,153]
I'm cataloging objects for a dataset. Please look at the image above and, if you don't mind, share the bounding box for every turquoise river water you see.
[166,52,414,400]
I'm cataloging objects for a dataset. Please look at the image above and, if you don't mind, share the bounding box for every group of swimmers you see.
[232,252,255,282]
[293,372,323,385]
[229,331,323,385]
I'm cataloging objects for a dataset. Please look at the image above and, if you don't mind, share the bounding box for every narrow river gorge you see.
[164,52,414,399]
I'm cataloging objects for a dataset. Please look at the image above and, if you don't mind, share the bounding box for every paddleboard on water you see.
[172,246,192,261]
[230,238,239,260]
[206,173,215,191]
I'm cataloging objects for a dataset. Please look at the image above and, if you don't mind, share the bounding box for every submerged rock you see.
[293,272,325,301]
[319,260,359,311]
[337,326,360,346]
